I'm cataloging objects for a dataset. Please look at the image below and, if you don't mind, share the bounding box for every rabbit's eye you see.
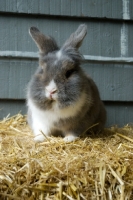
[65,69,75,79]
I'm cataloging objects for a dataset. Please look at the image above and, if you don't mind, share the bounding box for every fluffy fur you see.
[27,24,106,142]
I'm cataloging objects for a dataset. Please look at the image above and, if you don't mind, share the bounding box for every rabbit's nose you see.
[50,88,57,94]
[46,88,57,100]
[46,80,57,93]
[45,80,58,99]
[49,89,57,100]
[46,88,57,94]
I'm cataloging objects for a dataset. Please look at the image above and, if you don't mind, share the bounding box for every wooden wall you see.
[0,0,133,126]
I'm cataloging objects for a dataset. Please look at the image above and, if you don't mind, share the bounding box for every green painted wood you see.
[82,63,133,101]
[0,59,37,99]
[0,100,26,119]
[1,51,133,64]
[128,23,133,57]
[0,1,132,127]
[105,102,133,126]
[0,0,132,20]
[0,59,133,101]
[0,100,133,127]
[0,15,128,57]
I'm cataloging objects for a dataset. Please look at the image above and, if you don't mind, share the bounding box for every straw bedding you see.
[0,114,133,200]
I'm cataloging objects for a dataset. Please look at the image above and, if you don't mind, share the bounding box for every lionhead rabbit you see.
[27,24,106,142]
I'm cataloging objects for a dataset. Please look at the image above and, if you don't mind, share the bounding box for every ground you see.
[0,114,133,199]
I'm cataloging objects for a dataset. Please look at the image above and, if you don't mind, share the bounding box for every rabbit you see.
[27,24,106,142]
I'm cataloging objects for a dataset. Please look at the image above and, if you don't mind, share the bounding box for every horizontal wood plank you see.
[0,59,133,101]
[82,63,133,101]
[0,100,133,126]
[1,15,133,57]
[0,0,132,20]
[1,51,133,64]
[0,100,26,119]
[0,59,37,99]
[105,101,133,126]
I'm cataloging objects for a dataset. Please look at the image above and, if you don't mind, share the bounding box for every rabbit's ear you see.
[29,27,58,54]
[63,24,87,49]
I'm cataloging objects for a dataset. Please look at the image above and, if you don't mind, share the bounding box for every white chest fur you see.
[28,99,59,136]
[28,92,86,141]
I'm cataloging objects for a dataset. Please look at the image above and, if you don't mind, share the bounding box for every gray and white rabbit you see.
[27,24,106,142]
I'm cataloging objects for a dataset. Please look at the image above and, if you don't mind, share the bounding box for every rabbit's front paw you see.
[63,135,79,143]
[34,134,45,142]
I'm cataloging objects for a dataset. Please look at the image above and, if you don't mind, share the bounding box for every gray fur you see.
[29,27,58,55]
[27,24,106,137]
